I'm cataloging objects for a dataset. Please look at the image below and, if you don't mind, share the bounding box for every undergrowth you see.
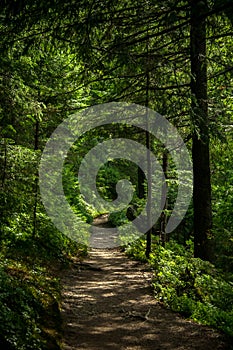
[126,237,233,341]
[0,230,87,350]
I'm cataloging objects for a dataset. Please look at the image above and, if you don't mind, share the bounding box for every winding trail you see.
[61,223,230,350]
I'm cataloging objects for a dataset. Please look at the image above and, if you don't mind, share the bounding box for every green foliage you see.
[0,228,85,349]
[63,163,94,223]
[0,139,86,349]
[108,209,128,227]
[0,258,55,349]
[0,0,232,347]
[127,239,233,338]
[211,134,233,270]
[125,237,148,262]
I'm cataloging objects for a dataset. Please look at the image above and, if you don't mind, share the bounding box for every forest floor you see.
[60,219,231,350]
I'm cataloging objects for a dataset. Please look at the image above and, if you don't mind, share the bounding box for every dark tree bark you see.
[190,0,213,261]
[33,119,39,237]
[160,148,168,247]
[145,126,152,259]
[145,33,153,259]
[137,166,146,199]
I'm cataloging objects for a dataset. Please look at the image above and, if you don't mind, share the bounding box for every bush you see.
[0,225,86,349]
[126,239,233,338]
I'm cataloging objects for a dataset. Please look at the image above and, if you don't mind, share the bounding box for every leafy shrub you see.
[0,222,86,349]
[0,262,46,349]
[127,239,233,338]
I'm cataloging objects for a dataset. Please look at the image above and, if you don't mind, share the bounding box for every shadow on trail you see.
[61,222,230,350]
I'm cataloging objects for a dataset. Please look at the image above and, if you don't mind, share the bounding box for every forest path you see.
[61,222,229,350]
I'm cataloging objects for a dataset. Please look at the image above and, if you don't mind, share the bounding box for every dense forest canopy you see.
[0,0,233,349]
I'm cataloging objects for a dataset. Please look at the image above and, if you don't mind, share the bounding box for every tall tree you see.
[1,0,232,261]
[190,0,213,260]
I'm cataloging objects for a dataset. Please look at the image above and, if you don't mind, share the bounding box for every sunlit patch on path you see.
[61,222,229,350]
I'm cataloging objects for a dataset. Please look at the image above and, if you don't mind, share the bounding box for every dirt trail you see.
[61,224,230,350]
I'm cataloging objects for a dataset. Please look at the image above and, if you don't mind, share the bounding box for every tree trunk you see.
[190,0,213,261]
[33,120,39,237]
[145,126,152,259]
[160,148,168,246]
[145,30,152,259]
[137,166,145,199]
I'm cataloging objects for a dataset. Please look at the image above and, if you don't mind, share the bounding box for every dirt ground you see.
[61,224,231,350]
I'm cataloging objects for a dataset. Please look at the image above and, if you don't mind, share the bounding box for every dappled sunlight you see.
[61,248,228,350]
